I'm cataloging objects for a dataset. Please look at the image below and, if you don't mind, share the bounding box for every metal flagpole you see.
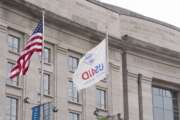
[105,26,115,118]
[105,26,109,76]
[105,26,113,118]
[40,10,45,120]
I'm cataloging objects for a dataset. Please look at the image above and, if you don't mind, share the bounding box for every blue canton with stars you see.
[32,20,43,35]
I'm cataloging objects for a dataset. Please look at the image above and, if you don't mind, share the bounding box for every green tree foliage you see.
[97,116,108,120]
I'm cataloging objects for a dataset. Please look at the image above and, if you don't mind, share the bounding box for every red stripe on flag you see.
[10,72,20,79]
[10,20,43,79]
[17,47,42,63]
[10,64,20,72]
[22,52,33,75]
[10,65,21,79]
[24,42,43,51]
[26,35,43,44]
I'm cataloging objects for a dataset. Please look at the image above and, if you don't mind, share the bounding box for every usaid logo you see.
[81,53,104,80]
[84,53,95,65]
[81,63,104,80]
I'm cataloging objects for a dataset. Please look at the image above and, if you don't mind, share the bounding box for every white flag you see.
[73,39,107,90]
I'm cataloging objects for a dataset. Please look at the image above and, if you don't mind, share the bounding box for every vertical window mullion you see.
[72,82,74,101]
[10,98,12,120]
[162,89,165,120]
[100,90,102,108]
[103,90,105,109]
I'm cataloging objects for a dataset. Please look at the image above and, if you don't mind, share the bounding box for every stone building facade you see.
[0,0,180,120]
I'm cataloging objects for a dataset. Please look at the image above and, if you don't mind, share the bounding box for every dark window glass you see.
[152,87,179,120]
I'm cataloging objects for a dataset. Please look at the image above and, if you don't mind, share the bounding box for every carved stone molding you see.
[127,72,152,84]
[0,20,7,33]
[109,62,120,71]
[141,75,152,82]
[127,72,138,79]
[57,46,68,55]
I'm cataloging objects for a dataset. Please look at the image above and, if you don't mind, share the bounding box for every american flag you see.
[10,20,43,79]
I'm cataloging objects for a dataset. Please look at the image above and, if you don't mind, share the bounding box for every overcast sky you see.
[99,0,180,28]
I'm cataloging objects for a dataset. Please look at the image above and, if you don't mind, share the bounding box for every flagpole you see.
[40,10,45,120]
[105,26,109,76]
[105,25,115,119]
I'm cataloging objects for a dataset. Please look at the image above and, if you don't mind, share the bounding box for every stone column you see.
[0,16,8,120]
[109,62,124,118]
[127,72,139,120]
[56,46,69,120]
[122,50,129,120]
[141,75,153,120]
[127,73,153,120]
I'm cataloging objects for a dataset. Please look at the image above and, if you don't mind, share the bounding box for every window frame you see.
[43,73,51,95]
[43,47,51,64]
[69,111,80,120]
[7,29,23,55]
[152,86,179,120]
[68,80,79,103]
[6,61,19,86]
[68,55,79,73]
[43,102,53,120]
[8,34,20,53]
[96,88,107,110]
[6,96,18,120]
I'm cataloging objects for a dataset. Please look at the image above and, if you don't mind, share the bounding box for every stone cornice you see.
[87,0,180,32]
[120,35,180,65]
[3,0,180,65]
[110,62,120,71]
[0,19,7,32]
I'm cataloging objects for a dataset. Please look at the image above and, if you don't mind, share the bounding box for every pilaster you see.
[0,18,7,120]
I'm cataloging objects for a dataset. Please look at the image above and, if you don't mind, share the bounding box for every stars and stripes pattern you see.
[10,20,43,79]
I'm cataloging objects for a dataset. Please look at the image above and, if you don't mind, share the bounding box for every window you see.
[7,62,18,86]
[68,81,79,103]
[69,112,80,120]
[8,35,20,53]
[43,73,50,95]
[68,56,79,72]
[96,88,106,110]
[43,47,51,63]
[43,102,53,120]
[6,96,18,120]
[152,87,179,120]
